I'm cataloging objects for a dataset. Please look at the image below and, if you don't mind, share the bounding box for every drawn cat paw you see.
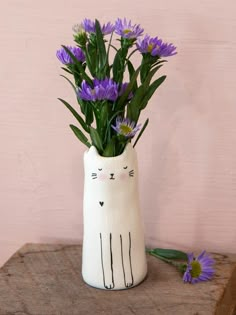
[125,282,133,288]
[105,283,115,290]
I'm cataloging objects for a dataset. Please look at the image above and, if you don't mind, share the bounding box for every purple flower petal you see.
[183,251,215,284]
[115,18,144,39]
[81,19,114,35]
[137,34,177,57]
[56,46,85,64]
[112,116,141,138]
[78,78,119,102]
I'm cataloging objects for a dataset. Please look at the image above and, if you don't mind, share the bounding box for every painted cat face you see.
[91,165,134,181]
[84,143,137,184]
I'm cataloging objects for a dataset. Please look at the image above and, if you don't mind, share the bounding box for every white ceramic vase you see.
[82,143,147,290]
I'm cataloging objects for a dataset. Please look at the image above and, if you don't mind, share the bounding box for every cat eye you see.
[98,168,102,171]
[123,166,128,169]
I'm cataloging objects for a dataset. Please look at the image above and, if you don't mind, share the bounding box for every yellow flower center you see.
[147,44,154,52]
[123,29,132,34]
[120,124,132,135]
[190,261,202,278]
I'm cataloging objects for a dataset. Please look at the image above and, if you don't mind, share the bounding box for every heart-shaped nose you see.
[110,173,114,177]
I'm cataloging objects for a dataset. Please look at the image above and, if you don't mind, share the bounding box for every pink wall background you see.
[0,0,236,267]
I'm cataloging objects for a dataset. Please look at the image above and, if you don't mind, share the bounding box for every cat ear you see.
[123,142,135,157]
[86,146,99,158]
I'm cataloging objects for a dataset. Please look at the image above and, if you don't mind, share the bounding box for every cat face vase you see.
[82,143,147,290]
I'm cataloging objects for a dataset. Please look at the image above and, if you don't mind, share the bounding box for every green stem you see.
[127,48,138,60]
[110,44,118,52]
[146,249,186,272]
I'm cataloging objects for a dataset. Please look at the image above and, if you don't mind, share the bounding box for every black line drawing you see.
[120,234,126,286]
[120,232,134,288]
[129,170,134,177]
[91,172,97,179]
[128,232,134,287]
[109,233,115,289]
[100,232,134,289]
[100,233,115,290]
[100,233,106,288]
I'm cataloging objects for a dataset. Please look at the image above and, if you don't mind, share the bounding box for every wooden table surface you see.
[0,244,235,315]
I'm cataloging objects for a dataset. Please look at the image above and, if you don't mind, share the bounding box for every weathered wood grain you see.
[0,244,235,315]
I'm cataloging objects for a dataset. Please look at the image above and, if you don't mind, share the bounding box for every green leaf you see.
[86,35,98,77]
[100,102,109,129]
[105,32,113,78]
[127,74,154,121]
[90,127,104,153]
[127,86,145,122]
[127,66,165,122]
[102,137,117,157]
[116,65,141,109]
[142,64,164,88]
[140,54,160,83]
[84,45,96,77]
[126,60,138,92]
[151,59,168,69]
[133,118,149,147]
[60,75,77,94]
[70,124,91,148]
[84,103,94,126]
[58,98,90,133]
[151,248,188,261]
[140,59,151,83]
[61,67,73,74]
[62,45,93,85]
[140,75,166,110]
[77,97,86,115]
[112,49,123,82]
[95,19,107,72]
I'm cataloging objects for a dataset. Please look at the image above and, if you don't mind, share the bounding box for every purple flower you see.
[56,46,85,64]
[78,78,119,101]
[137,35,177,57]
[115,18,144,39]
[183,251,215,284]
[81,19,114,35]
[112,117,141,138]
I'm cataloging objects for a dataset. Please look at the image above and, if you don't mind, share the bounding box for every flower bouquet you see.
[56,18,177,157]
